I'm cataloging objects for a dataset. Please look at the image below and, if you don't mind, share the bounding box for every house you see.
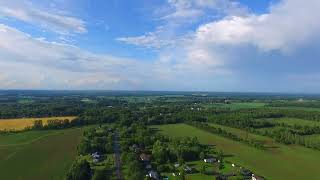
[140,153,151,162]
[203,158,216,163]
[91,152,101,158]
[131,144,141,153]
[91,152,101,162]
[232,163,236,167]
[147,170,159,180]
[252,174,265,180]
[184,166,192,173]
[224,99,231,104]
[172,172,181,176]
[240,169,252,176]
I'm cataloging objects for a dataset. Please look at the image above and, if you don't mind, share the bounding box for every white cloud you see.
[194,0,320,52]
[164,0,247,20]
[195,16,254,45]
[0,0,86,34]
[118,0,247,49]
[118,0,320,88]
[117,27,175,49]
[0,24,144,89]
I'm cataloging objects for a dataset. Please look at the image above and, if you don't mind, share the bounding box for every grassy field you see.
[0,128,83,180]
[205,102,266,109]
[205,102,320,112]
[270,106,320,112]
[270,117,320,126]
[0,116,77,131]
[153,124,320,180]
[208,123,278,148]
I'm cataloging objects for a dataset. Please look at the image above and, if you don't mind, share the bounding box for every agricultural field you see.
[0,128,83,180]
[208,123,277,147]
[270,106,320,112]
[153,124,320,180]
[205,102,266,109]
[0,116,77,131]
[270,117,320,126]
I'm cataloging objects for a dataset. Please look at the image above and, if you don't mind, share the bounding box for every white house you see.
[252,174,264,180]
[203,158,216,163]
[172,172,181,176]
[147,170,159,180]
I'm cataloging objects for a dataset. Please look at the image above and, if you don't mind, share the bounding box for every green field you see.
[153,124,320,180]
[0,128,83,180]
[205,102,266,109]
[270,117,320,126]
[270,106,320,112]
[208,123,277,148]
[206,102,320,112]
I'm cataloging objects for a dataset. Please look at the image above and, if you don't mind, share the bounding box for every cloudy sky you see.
[0,0,319,92]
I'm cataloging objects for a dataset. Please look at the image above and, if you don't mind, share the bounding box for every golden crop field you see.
[0,116,77,131]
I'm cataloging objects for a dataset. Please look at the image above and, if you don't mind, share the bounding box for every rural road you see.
[113,131,123,180]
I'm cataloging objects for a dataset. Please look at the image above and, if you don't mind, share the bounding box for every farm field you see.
[270,106,320,112]
[0,116,77,131]
[0,128,83,180]
[208,123,277,147]
[205,102,266,109]
[153,124,320,180]
[205,102,320,112]
[269,117,320,126]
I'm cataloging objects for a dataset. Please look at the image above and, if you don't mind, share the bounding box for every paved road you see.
[113,131,123,180]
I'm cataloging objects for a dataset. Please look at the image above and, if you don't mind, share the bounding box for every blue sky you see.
[0,0,319,93]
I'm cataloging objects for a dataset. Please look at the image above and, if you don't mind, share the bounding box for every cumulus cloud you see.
[2,0,319,91]
[0,0,86,34]
[118,0,247,49]
[164,0,247,20]
[0,22,232,90]
[195,0,320,52]
[117,0,320,91]
[117,27,175,49]
[0,24,144,89]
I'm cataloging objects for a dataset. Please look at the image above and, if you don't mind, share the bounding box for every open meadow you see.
[270,117,320,126]
[0,116,77,131]
[153,124,320,180]
[0,128,83,180]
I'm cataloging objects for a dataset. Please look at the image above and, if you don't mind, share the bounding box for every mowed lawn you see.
[0,116,77,131]
[153,124,320,180]
[0,128,83,180]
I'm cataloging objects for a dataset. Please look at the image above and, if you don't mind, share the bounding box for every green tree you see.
[66,158,91,180]
[77,140,91,155]
[199,151,205,160]
[33,120,43,129]
[152,140,168,164]
[200,165,206,174]
[92,167,110,180]
[126,159,144,180]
